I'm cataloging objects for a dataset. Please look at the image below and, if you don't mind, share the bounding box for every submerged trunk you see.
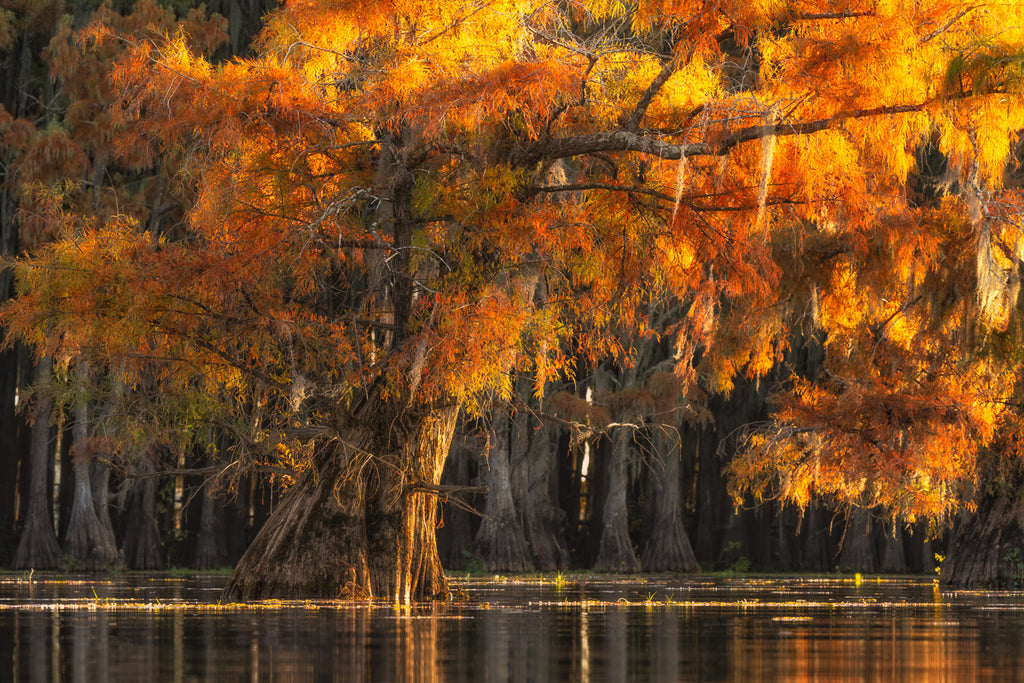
[510,398,568,571]
[942,492,1024,589]
[838,508,876,573]
[13,355,61,570]
[223,397,460,602]
[593,427,640,572]
[91,462,120,565]
[475,408,533,572]
[122,452,164,570]
[63,363,119,570]
[640,426,698,572]
[193,483,226,570]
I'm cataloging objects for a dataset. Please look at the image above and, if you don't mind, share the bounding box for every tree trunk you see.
[91,462,120,566]
[942,492,1024,589]
[63,362,119,570]
[222,397,460,602]
[593,427,640,572]
[640,426,698,572]
[193,482,226,569]
[12,355,61,570]
[838,508,876,572]
[0,345,25,563]
[475,408,534,571]
[878,520,907,573]
[511,397,569,571]
[122,452,164,570]
[436,419,479,570]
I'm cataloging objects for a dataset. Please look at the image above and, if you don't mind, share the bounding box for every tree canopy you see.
[5,0,1024,598]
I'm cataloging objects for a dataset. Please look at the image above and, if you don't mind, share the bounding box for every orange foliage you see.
[5,0,1024,520]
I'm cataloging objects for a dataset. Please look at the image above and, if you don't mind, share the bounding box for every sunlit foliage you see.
[5,0,1024,529]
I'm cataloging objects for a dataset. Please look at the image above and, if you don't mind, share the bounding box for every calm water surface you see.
[0,573,1022,681]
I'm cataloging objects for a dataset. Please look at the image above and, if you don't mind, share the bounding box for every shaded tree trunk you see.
[122,452,164,570]
[942,492,1024,589]
[63,362,119,570]
[593,426,640,572]
[0,345,25,563]
[436,418,480,570]
[193,482,227,569]
[838,508,876,572]
[878,520,907,573]
[511,398,568,571]
[693,377,771,567]
[91,462,120,566]
[640,425,698,572]
[475,408,533,572]
[12,355,61,570]
[223,396,460,602]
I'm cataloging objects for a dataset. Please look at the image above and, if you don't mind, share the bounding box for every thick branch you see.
[525,103,929,164]
[530,181,803,211]
[621,60,677,130]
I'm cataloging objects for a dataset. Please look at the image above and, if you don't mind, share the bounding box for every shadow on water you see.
[1,573,1024,681]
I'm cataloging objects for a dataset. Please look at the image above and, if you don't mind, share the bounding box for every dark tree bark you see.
[838,508,876,572]
[122,452,165,570]
[436,420,480,570]
[796,503,836,572]
[474,408,534,571]
[942,492,1024,589]
[593,426,640,572]
[12,355,62,569]
[91,462,120,565]
[878,520,907,573]
[640,425,698,572]
[510,397,569,571]
[193,482,227,569]
[63,362,119,570]
[693,377,771,567]
[222,393,460,602]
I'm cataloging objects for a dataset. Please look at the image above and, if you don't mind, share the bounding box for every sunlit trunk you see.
[223,396,459,602]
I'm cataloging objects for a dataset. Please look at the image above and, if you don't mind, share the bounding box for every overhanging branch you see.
[525,102,930,164]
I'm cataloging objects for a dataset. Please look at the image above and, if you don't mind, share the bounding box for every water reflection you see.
[1,575,1023,681]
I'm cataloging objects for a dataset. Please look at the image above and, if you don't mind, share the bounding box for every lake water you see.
[1,573,1022,681]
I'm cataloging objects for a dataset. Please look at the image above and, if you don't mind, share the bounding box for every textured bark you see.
[693,377,771,566]
[838,508,876,572]
[511,402,569,571]
[122,453,164,570]
[0,345,24,562]
[223,396,460,602]
[192,483,226,569]
[942,493,1024,589]
[640,426,698,572]
[12,356,61,570]
[878,521,907,572]
[475,408,534,572]
[436,422,479,570]
[797,504,835,572]
[593,427,640,572]
[63,363,119,570]
[90,462,120,564]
